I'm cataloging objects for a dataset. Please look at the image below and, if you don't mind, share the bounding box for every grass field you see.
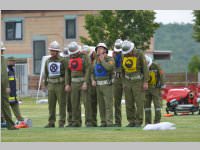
[1,97,200,142]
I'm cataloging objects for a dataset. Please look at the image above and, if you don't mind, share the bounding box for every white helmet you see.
[95,43,108,52]
[63,47,70,56]
[114,39,123,52]
[1,41,6,51]
[122,40,135,55]
[145,55,152,68]
[68,41,81,55]
[89,46,95,56]
[48,41,61,51]
[82,45,90,53]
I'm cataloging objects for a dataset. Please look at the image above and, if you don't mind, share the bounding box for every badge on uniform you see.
[69,57,83,72]
[94,63,108,77]
[122,56,137,73]
[48,62,61,77]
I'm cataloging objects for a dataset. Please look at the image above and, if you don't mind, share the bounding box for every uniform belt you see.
[144,108,151,111]
[48,77,64,83]
[71,77,84,83]
[114,72,122,78]
[96,79,114,86]
[125,74,142,80]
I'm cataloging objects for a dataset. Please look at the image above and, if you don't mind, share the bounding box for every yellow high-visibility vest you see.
[149,71,157,86]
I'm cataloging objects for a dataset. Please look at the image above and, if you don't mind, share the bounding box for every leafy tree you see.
[80,10,159,50]
[193,10,200,42]
[188,55,200,73]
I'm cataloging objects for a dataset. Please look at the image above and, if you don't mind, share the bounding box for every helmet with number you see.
[145,55,152,68]
[48,41,61,51]
[95,43,108,53]
[121,40,135,55]
[114,39,123,52]
[68,41,81,55]
[1,41,6,51]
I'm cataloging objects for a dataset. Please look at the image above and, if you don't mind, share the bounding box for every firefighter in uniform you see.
[65,42,91,127]
[113,39,123,127]
[92,43,115,127]
[121,40,148,127]
[7,56,24,122]
[144,55,164,124]
[82,45,98,127]
[81,45,94,127]
[44,41,67,128]
[63,47,73,127]
[81,45,97,127]
[1,41,18,130]
[88,47,98,127]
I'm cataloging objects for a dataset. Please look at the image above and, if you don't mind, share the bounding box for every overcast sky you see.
[154,10,194,24]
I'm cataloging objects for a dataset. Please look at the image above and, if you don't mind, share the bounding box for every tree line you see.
[80,10,200,73]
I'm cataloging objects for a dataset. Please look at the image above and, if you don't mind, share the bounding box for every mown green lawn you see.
[1,97,200,142]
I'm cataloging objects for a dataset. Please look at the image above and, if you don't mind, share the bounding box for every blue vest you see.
[94,63,108,77]
[115,53,122,68]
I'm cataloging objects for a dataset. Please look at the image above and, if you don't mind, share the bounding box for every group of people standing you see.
[43,39,164,128]
[1,39,164,130]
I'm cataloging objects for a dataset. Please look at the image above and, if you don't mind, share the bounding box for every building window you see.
[5,21,23,40]
[33,40,46,74]
[65,19,76,39]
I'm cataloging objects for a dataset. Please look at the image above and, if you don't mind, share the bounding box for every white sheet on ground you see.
[143,122,176,130]
[36,99,48,104]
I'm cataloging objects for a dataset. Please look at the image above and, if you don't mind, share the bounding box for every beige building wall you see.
[1,10,154,73]
[1,10,98,75]
[1,10,155,92]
